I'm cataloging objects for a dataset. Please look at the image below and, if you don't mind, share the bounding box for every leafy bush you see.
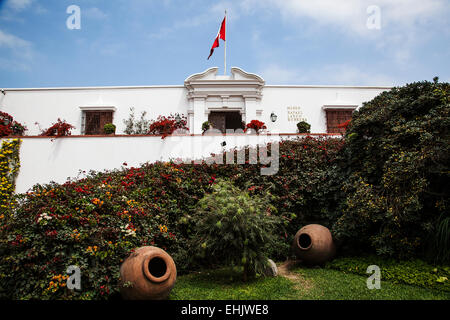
[39,119,75,137]
[326,256,450,292]
[201,121,210,133]
[0,112,27,137]
[337,119,351,132]
[296,121,311,133]
[190,179,282,281]
[333,79,450,261]
[148,113,188,139]
[103,123,116,135]
[0,137,344,299]
[0,162,216,299]
[122,107,151,135]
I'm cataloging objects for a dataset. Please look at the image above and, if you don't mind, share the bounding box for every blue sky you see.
[0,0,449,88]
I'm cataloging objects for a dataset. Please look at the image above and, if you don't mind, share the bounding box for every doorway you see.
[208,111,243,133]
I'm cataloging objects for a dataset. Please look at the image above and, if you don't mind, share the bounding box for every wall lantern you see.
[270,112,278,122]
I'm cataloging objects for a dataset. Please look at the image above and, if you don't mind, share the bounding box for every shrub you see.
[40,119,75,137]
[337,119,351,132]
[0,112,26,137]
[245,120,266,133]
[122,107,151,135]
[190,179,282,281]
[333,79,450,261]
[0,162,218,299]
[0,139,21,212]
[296,121,311,133]
[148,114,188,139]
[103,123,116,135]
[326,256,450,292]
[0,137,344,299]
[201,121,210,133]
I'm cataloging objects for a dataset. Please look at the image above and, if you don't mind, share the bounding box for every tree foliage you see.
[333,79,450,261]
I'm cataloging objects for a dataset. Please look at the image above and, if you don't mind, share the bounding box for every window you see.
[84,111,113,135]
[325,109,353,134]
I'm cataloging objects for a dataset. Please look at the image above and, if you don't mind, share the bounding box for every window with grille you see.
[83,111,113,135]
[325,109,353,134]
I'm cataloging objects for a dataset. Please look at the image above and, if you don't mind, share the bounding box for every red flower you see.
[148,114,189,139]
[40,119,75,136]
[337,119,351,131]
[245,120,267,133]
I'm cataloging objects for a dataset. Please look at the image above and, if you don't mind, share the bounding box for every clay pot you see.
[119,246,177,300]
[293,224,336,265]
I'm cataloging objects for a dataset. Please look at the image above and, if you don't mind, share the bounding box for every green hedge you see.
[334,79,450,260]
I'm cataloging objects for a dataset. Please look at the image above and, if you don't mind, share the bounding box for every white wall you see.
[0,84,390,136]
[0,86,187,136]
[260,86,389,133]
[7,134,321,194]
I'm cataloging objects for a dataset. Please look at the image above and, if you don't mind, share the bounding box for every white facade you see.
[0,67,391,135]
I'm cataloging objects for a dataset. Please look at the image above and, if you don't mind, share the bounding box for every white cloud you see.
[242,0,449,66]
[0,30,33,71]
[258,64,299,84]
[240,0,448,34]
[148,2,239,40]
[84,7,108,20]
[0,29,31,49]
[5,0,33,11]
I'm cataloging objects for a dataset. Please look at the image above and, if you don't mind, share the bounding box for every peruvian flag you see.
[207,15,226,60]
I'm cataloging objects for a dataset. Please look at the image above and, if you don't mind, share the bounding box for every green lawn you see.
[170,268,298,300]
[170,266,450,300]
[293,267,449,300]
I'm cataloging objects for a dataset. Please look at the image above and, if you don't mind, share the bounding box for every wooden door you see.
[226,112,243,131]
[208,112,226,133]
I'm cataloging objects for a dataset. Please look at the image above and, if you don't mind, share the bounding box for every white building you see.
[1,67,391,136]
[1,67,392,193]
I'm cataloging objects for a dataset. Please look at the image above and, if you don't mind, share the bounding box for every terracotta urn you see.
[119,246,177,300]
[293,224,336,265]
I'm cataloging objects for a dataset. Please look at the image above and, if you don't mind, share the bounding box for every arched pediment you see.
[184,67,265,100]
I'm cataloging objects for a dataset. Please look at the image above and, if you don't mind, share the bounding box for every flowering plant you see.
[0,112,26,137]
[40,119,75,137]
[0,137,346,300]
[245,120,266,133]
[0,139,21,210]
[337,119,351,132]
[148,113,188,139]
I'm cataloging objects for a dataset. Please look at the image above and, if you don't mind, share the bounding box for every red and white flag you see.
[207,15,226,60]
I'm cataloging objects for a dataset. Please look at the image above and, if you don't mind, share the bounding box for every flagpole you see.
[224,10,227,75]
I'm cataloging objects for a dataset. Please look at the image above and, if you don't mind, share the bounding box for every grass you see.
[170,268,298,300]
[293,267,449,300]
[169,265,450,300]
